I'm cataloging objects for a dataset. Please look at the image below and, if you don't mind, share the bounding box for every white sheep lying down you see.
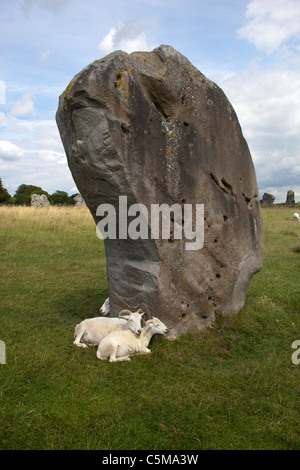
[96,316,168,362]
[73,309,145,350]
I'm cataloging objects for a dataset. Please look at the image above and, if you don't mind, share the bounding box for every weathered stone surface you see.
[56,45,263,339]
[286,190,295,206]
[260,193,275,207]
[73,194,86,206]
[31,193,50,207]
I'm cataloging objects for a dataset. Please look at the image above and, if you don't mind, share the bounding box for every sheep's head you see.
[118,308,145,336]
[145,317,168,335]
[99,298,110,315]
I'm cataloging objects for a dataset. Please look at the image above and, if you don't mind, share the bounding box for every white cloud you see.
[0,112,7,126]
[11,93,35,117]
[21,0,68,17]
[70,186,79,194]
[39,50,51,64]
[221,67,300,195]
[0,140,24,161]
[0,80,6,104]
[223,68,300,139]
[0,114,71,195]
[237,0,300,54]
[29,149,66,165]
[98,18,157,55]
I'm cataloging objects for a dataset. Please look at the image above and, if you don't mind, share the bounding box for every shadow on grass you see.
[52,287,109,322]
[292,246,300,254]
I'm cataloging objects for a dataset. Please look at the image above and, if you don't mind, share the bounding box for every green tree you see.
[0,178,14,204]
[14,184,48,205]
[29,188,51,201]
[69,193,79,205]
[51,190,74,205]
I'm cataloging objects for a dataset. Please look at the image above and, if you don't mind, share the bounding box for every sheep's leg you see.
[140,347,151,354]
[109,345,131,362]
[96,347,107,360]
[73,324,89,350]
[97,355,108,361]
[109,355,131,362]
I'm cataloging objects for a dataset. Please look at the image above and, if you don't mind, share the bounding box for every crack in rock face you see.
[56,45,263,339]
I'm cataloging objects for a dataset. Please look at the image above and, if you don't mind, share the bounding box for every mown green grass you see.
[0,205,300,450]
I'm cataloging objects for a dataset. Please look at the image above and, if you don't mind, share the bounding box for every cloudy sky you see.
[0,0,300,202]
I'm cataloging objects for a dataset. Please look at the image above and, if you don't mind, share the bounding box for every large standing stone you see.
[56,45,263,339]
[31,194,50,207]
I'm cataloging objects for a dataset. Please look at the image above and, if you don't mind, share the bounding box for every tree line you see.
[0,179,79,206]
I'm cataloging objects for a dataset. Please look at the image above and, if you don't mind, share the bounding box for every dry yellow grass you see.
[0,205,95,231]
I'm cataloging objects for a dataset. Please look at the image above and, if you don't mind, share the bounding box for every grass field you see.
[0,205,300,450]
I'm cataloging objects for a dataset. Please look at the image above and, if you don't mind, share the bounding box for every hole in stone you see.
[210,172,219,186]
[216,273,221,279]
[183,121,189,127]
[243,192,251,204]
[121,123,129,135]
[151,97,169,120]
[201,315,208,319]
[221,178,231,189]
[214,238,218,243]
[223,215,228,222]
[182,313,186,318]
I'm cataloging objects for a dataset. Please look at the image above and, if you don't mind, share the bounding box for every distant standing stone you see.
[31,194,50,207]
[286,190,295,206]
[260,193,275,207]
[73,194,86,206]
